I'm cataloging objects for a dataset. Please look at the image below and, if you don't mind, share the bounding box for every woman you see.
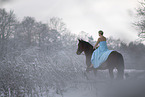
[90,30,113,68]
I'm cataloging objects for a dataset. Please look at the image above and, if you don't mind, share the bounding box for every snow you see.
[63,87,97,97]
[53,69,145,97]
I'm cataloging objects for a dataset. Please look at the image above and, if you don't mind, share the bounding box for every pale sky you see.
[1,0,142,43]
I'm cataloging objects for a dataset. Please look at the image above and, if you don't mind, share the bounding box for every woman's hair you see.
[98,30,103,35]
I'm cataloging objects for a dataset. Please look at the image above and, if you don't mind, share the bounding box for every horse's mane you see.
[81,39,93,48]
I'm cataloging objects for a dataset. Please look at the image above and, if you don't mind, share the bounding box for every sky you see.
[0,0,143,43]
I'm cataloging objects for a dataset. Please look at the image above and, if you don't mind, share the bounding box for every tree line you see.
[0,8,78,96]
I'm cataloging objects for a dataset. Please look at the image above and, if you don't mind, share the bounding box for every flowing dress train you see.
[91,41,114,68]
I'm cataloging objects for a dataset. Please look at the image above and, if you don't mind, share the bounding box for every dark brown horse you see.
[76,39,124,79]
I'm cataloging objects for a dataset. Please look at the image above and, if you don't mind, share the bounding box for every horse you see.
[76,39,124,79]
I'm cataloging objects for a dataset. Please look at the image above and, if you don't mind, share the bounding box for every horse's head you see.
[76,39,94,55]
[76,39,85,55]
[76,39,95,72]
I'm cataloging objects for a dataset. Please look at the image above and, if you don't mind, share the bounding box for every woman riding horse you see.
[76,30,124,79]
[90,30,113,69]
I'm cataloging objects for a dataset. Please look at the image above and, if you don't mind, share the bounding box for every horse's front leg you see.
[82,66,92,80]
[84,70,89,80]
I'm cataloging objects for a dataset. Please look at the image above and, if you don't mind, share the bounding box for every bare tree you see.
[21,17,37,46]
[0,8,16,59]
[48,17,67,34]
[135,2,145,40]
[35,22,49,47]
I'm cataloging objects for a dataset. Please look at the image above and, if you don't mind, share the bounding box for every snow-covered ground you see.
[47,69,145,97]
[63,85,97,97]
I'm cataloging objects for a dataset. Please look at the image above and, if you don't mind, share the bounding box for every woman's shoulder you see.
[98,36,106,41]
[103,36,106,41]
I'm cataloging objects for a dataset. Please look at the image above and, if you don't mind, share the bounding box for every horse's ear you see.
[81,39,84,42]
[78,39,81,42]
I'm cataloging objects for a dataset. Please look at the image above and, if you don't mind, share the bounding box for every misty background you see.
[0,0,145,97]
[1,0,143,43]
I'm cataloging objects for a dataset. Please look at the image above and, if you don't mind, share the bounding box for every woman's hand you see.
[93,46,96,49]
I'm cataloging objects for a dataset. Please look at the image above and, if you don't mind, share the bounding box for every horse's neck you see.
[84,47,93,58]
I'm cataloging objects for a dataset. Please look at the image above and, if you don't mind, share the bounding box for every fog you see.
[0,0,13,6]
[1,0,140,43]
[0,2,145,97]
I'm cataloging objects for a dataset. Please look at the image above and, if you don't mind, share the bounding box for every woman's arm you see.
[93,38,100,49]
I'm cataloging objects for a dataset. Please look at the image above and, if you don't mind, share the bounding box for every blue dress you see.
[91,41,113,68]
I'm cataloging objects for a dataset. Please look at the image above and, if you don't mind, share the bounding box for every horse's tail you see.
[117,53,125,79]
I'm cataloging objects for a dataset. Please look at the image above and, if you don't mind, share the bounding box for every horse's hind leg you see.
[116,55,124,80]
[117,67,124,79]
[93,68,98,76]
[109,68,114,79]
